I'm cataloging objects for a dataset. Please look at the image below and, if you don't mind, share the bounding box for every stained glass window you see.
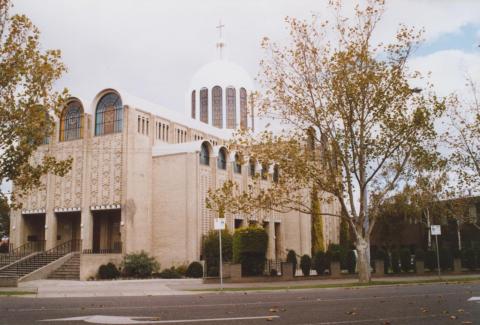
[95,92,123,136]
[226,87,236,128]
[191,90,196,119]
[60,100,83,141]
[240,87,247,129]
[217,148,227,170]
[200,142,210,165]
[212,86,223,128]
[200,88,208,124]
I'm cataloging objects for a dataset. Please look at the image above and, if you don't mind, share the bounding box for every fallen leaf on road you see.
[266,317,274,321]
[461,321,472,324]
[450,315,457,320]
[457,309,464,313]
[383,321,391,325]
[269,308,279,313]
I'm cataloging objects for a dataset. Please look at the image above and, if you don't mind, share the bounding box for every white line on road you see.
[40,315,280,324]
[468,296,480,302]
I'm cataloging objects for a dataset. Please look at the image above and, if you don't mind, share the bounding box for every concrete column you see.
[268,221,275,260]
[44,211,57,250]
[81,209,93,250]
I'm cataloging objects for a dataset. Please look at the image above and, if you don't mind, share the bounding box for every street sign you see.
[431,225,441,235]
[214,218,226,230]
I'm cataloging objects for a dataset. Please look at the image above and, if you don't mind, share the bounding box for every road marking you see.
[40,315,280,324]
[468,296,480,302]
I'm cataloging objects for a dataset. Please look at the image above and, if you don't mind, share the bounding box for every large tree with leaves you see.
[0,0,71,206]
[207,0,446,283]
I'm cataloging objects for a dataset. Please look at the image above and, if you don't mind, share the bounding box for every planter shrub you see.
[97,263,120,280]
[326,244,346,267]
[203,230,233,277]
[286,250,297,274]
[300,255,312,276]
[185,261,203,278]
[374,249,388,274]
[232,226,268,276]
[312,251,329,275]
[346,250,356,274]
[121,251,159,278]
[155,266,183,279]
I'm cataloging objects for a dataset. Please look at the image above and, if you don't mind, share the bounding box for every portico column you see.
[45,211,57,250]
[81,209,93,251]
[268,220,275,260]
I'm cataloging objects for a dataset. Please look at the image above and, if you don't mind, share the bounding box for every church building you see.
[8,29,340,279]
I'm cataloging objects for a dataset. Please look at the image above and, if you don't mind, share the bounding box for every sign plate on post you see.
[431,225,441,236]
[214,218,226,230]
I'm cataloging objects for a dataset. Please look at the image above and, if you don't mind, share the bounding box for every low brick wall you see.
[80,254,122,280]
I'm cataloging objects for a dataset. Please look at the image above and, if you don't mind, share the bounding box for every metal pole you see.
[219,229,223,290]
[435,234,441,278]
[457,219,462,251]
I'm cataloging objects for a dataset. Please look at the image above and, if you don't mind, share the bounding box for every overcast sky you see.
[11,0,480,113]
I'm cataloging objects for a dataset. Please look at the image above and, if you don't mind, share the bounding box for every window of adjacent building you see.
[217,147,227,170]
[200,88,208,124]
[191,90,196,119]
[212,86,223,128]
[60,100,83,141]
[273,164,279,183]
[240,87,247,129]
[261,163,268,180]
[226,87,236,128]
[200,142,210,165]
[95,92,123,136]
[233,153,242,174]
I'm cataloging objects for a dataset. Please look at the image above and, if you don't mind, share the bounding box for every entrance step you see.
[48,253,80,280]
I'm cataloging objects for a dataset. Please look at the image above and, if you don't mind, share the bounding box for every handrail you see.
[0,241,45,266]
[11,239,82,276]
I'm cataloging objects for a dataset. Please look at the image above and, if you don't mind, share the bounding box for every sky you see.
[2,0,480,196]
[10,0,480,113]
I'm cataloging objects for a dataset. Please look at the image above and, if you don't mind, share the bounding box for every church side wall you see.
[151,153,195,267]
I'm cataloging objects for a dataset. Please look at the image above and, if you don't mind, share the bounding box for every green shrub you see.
[97,263,120,280]
[346,250,356,274]
[425,250,437,271]
[326,244,347,268]
[232,226,268,276]
[414,249,425,262]
[286,250,297,274]
[391,250,400,273]
[461,248,476,271]
[175,264,187,276]
[155,266,183,279]
[203,230,233,277]
[185,261,203,278]
[121,251,159,278]
[300,255,312,276]
[439,247,453,271]
[312,251,329,275]
[400,248,412,272]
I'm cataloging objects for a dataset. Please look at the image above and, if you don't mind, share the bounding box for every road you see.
[0,282,479,324]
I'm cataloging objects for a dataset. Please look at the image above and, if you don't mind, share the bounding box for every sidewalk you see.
[1,274,479,298]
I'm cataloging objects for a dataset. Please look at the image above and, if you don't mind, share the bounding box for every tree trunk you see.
[355,237,371,283]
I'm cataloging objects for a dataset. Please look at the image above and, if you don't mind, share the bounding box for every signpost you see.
[214,218,226,290]
[431,225,441,278]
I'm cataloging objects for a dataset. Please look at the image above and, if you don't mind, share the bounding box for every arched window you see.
[95,92,123,136]
[212,86,223,128]
[273,165,279,183]
[240,87,248,129]
[249,159,256,177]
[60,100,83,141]
[200,142,210,166]
[191,90,196,119]
[200,88,208,123]
[226,87,236,129]
[217,148,227,170]
[233,153,242,174]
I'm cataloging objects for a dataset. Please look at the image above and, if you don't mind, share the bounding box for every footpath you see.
[0,274,479,298]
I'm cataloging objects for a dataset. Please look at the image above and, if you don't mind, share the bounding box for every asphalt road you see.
[0,282,479,325]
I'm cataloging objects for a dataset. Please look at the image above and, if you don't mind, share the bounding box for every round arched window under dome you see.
[95,92,123,136]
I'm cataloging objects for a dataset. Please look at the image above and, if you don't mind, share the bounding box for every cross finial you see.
[216,20,226,59]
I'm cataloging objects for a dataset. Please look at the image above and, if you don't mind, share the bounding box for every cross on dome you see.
[216,20,226,59]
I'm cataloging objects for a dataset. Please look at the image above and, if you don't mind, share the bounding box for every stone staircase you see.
[48,253,80,280]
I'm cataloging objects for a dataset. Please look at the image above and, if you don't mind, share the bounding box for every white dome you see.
[189,59,253,91]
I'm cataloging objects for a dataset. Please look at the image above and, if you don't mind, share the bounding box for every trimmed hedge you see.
[203,230,233,277]
[186,261,203,278]
[233,226,268,276]
[399,248,412,272]
[300,255,312,276]
[121,251,159,278]
[425,250,437,271]
[346,250,356,274]
[97,263,120,280]
[155,267,183,279]
[286,250,297,274]
[312,251,329,275]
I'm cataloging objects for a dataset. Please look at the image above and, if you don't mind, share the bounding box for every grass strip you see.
[192,277,480,292]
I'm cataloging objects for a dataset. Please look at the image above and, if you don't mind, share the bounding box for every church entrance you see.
[56,212,81,250]
[22,213,46,251]
[92,209,121,253]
